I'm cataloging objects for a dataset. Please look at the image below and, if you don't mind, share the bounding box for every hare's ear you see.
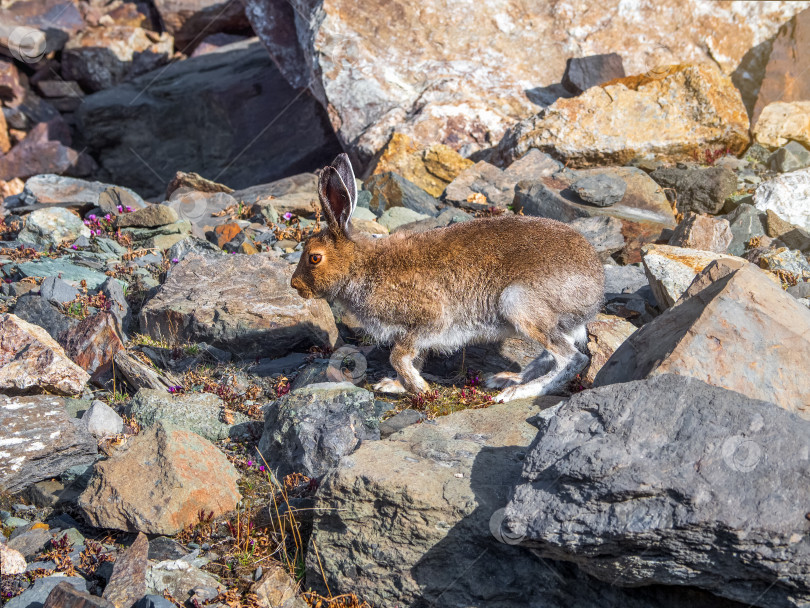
[318,166,353,236]
[331,153,357,216]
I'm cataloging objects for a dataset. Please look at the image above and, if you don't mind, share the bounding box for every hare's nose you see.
[291,275,303,291]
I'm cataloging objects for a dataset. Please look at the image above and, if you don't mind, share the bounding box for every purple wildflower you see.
[283,212,293,221]
[71,244,78,250]
[104,214,111,221]
[88,214,96,221]
[247,460,253,467]
[259,465,265,472]
[171,258,179,264]
[125,206,132,212]
[117,205,123,213]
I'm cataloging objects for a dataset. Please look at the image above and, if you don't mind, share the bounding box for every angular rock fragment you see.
[0,314,90,395]
[595,260,810,418]
[0,394,97,493]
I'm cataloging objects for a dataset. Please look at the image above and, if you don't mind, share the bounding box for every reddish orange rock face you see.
[214,222,242,247]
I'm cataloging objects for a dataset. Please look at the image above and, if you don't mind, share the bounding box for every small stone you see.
[0,541,27,575]
[213,222,243,248]
[100,277,132,334]
[754,168,810,231]
[18,208,91,247]
[758,247,810,282]
[568,215,625,259]
[379,409,425,439]
[98,187,147,216]
[363,172,440,216]
[583,314,638,384]
[752,100,810,149]
[166,236,222,262]
[570,174,626,207]
[103,532,148,608]
[257,382,382,478]
[376,207,432,232]
[81,401,124,439]
[370,133,473,197]
[561,53,625,94]
[13,295,79,342]
[115,204,179,228]
[62,312,125,379]
[650,165,738,215]
[7,527,52,560]
[765,209,810,252]
[641,244,738,308]
[768,141,810,173]
[250,562,307,608]
[667,213,733,253]
[722,203,768,257]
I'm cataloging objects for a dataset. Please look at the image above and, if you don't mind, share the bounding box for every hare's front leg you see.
[373,342,429,395]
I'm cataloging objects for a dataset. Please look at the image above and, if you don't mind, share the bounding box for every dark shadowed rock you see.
[502,375,810,608]
[650,165,738,215]
[258,382,385,478]
[76,39,341,198]
[139,253,338,358]
[12,295,78,341]
[43,581,115,608]
[0,395,97,494]
[562,53,625,94]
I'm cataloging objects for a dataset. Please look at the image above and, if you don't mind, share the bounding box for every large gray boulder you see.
[501,375,810,608]
[307,397,744,608]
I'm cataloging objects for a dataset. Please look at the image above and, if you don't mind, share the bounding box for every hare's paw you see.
[485,371,522,389]
[373,377,407,394]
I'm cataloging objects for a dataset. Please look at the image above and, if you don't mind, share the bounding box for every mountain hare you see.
[291,154,605,401]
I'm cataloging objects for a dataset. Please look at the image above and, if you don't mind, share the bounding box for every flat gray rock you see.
[0,395,97,493]
[502,375,810,608]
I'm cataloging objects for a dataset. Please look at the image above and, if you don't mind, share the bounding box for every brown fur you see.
[291,155,605,400]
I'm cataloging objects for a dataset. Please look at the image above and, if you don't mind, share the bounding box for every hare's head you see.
[291,153,358,299]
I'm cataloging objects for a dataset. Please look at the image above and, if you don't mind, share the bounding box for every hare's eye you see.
[309,254,322,265]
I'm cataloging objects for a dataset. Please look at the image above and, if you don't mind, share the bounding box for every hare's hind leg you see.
[373,342,429,395]
[495,316,588,402]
